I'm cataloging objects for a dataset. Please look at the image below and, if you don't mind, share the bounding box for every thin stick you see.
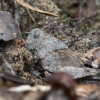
[0,54,15,75]
[26,8,35,22]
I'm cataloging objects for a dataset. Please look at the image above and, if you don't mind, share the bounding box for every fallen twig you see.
[26,8,35,22]
[15,0,57,17]
[0,54,15,76]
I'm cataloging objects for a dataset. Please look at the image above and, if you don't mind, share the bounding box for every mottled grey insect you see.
[26,29,100,81]
[26,28,84,76]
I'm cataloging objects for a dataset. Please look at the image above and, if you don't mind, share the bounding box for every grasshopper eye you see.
[0,33,4,35]
[33,30,40,38]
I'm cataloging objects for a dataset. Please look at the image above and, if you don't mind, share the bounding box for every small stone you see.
[0,10,21,41]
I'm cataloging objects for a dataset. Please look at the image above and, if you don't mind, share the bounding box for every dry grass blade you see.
[15,0,57,17]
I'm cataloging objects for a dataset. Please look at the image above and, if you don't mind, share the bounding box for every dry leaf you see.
[15,0,57,17]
